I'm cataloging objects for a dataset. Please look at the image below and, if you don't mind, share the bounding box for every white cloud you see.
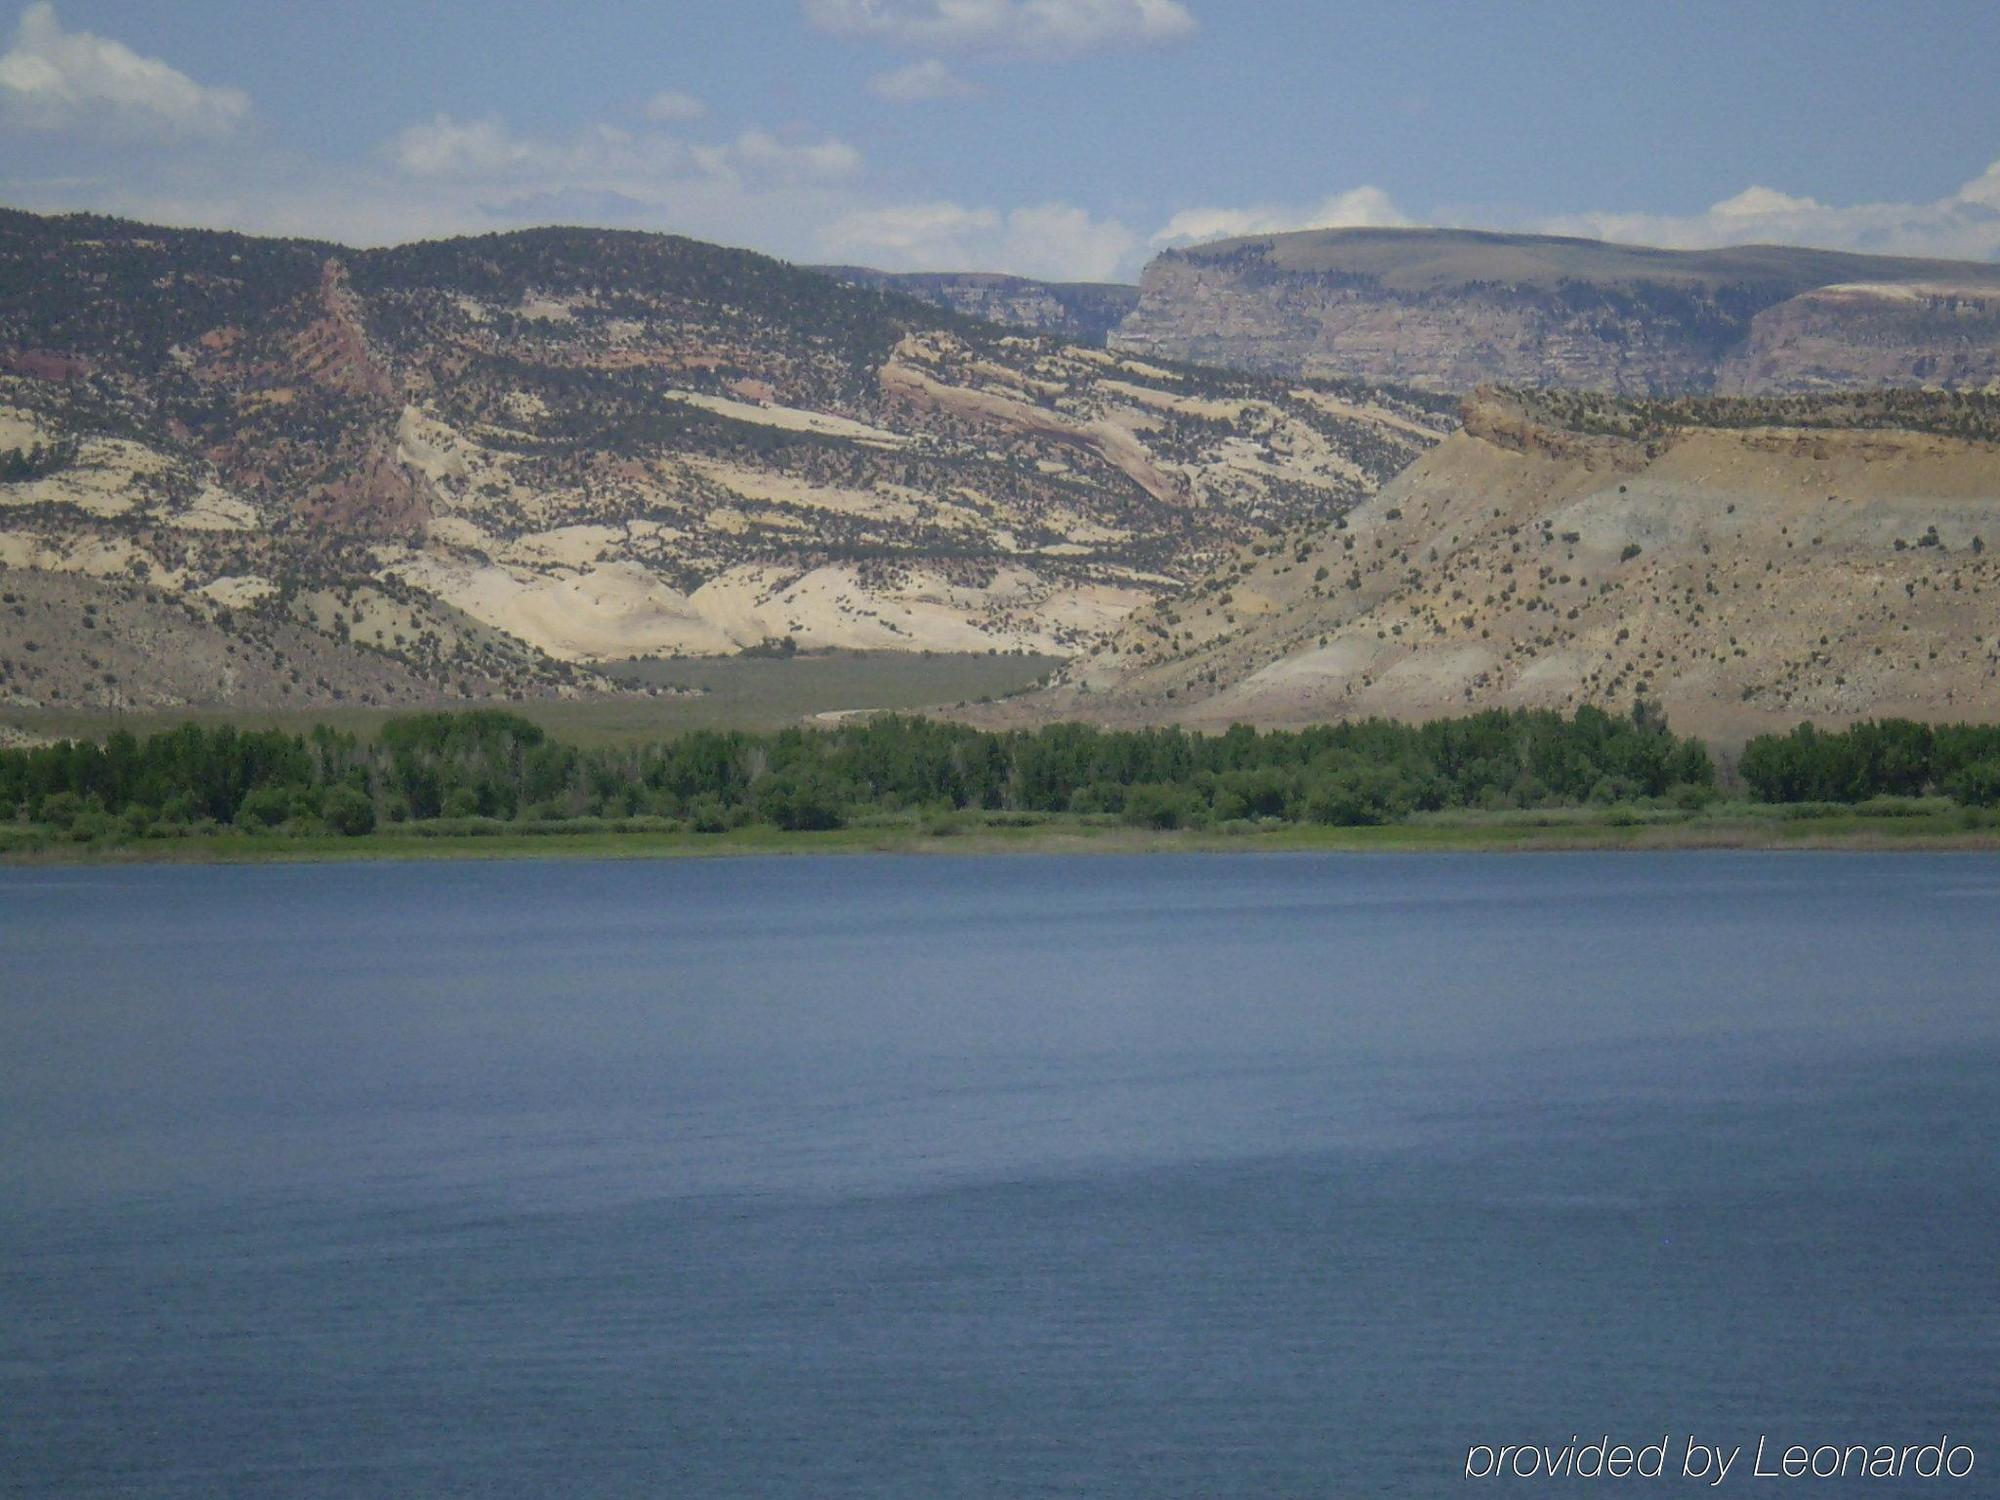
[1152,186,1411,247]
[1001,201,1137,280]
[821,197,1137,280]
[48,133,876,261]
[1540,161,2000,262]
[0,2,248,139]
[1958,160,2000,212]
[1707,185,1824,220]
[643,90,708,123]
[803,0,1195,59]
[389,114,858,189]
[723,127,861,183]
[1145,166,2000,266]
[868,58,980,102]
[823,199,999,262]
[390,115,558,179]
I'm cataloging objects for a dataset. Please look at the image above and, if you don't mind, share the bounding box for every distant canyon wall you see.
[815,267,1139,347]
[1108,229,2000,395]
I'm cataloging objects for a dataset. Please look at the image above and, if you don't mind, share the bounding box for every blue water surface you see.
[2,853,1995,1497]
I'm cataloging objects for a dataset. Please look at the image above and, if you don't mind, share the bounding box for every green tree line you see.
[1,705,1722,841]
[1738,720,2000,806]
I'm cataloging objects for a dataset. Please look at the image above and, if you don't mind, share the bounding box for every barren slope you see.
[1006,390,2000,743]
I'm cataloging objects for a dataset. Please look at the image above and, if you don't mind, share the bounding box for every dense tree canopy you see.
[1,705,1724,841]
[1738,720,2000,805]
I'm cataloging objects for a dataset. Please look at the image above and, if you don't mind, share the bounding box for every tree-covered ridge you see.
[0,208,329,370]
[4,705,1716,841]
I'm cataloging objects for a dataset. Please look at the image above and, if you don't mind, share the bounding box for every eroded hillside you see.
[0,209,1446,711]
[1007,389,2000,742]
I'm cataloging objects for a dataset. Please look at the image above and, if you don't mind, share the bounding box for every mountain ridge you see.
[0,206,1445,712]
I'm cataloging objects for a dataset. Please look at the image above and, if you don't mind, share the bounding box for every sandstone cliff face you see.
[1719,283,2000,393]
[1112,253,1731,393]
[1111,228,2000,396]
[997,388,2000,743]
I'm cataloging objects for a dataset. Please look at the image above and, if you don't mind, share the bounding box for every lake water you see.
[3,853,1996,1497]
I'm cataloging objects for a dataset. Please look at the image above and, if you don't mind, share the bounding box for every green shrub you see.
[236,785,295,829]
[1121,782,1196,830]
[1948,759,2000,808]
[322,786,377,837]
[34,790,85,830]
[68,809,117,843]
[1211,768,1292,821]
[920,806,967,837]
[753,769,846,831]
[685,794,734,833]
[1672,781,1720,812]
[1303,765,1413,826]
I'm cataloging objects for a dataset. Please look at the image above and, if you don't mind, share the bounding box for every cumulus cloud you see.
[0,2,248,139]
[1959,160,2000,212]
[803,0,1195,59]
[868,58,981,102]
[1145,165,2000,265]
[1540,162,2000,262]
[643,90,707,123]
[1002,201,1138,280]
[821,197,1137,280]
[1152,186,1411,247]
[1707,185,1824,220]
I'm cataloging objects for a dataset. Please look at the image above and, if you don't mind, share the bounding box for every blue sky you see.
[3,0,1998,279]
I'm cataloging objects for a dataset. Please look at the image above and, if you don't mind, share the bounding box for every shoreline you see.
[7,811,2000,866]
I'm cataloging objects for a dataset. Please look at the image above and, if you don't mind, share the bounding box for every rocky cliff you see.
[1112,228,2000,395]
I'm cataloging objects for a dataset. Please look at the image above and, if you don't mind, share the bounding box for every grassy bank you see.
[0,651,1061,748]
[8,801,1998,866]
